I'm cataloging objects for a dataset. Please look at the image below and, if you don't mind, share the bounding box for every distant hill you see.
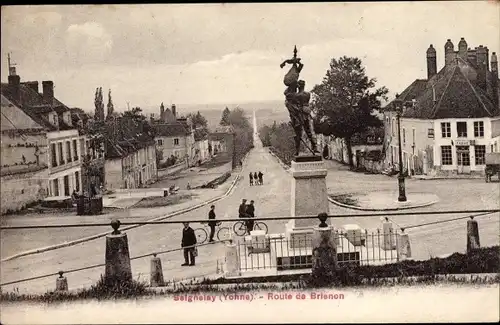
[141,100,289,131]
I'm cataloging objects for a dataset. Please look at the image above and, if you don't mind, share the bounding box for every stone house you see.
[384,38,500,176]
[1,73,84,214]
[104,115,157,190]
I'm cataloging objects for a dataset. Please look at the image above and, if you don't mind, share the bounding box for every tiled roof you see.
[1,82,75,131]
[154,123,190,137]
[387,59,499,119]
[104,116,156,159]
[214,125,235,134]
[194,128,208,141]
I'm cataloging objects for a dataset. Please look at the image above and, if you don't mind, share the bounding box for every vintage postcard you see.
[0,2,499,324]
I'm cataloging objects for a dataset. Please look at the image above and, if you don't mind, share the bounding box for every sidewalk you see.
[0,173,240,260]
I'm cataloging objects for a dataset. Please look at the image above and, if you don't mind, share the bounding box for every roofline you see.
[430,65,456,118]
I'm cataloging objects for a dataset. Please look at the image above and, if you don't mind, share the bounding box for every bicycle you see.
[233,218,268,236]
[194,221,232,244]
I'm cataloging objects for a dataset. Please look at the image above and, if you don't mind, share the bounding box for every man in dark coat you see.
[249,172,253,186]
[181,222,197,266]
[208,205,216,242]
[238,199,247,219]
[258,171,263,185]
[245,200,255,234]
[253,172,258,185]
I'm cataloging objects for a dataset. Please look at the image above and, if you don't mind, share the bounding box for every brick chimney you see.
[491,52,498,109]
[8,74,21,104]
[426,44,437,79]
[476,45,489,91]
[172,104,176,118]
[444,39,455,66]
[42,81,54,105]
[23,81,39,94]
[458,37,468,60]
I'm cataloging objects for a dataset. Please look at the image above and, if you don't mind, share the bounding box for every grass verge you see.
[329,193,360,206]
[2,247,498,303]
[131,193,193,208]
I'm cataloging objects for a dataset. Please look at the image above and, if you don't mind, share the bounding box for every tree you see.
[219,107,231,126]
[311,56,388,168]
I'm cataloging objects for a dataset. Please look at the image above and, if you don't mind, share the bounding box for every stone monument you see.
[280,46,330,249]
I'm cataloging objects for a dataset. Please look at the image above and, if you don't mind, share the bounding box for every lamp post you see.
[393,94,407,202]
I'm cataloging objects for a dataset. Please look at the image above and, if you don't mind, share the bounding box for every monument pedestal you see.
[285,155,330,249]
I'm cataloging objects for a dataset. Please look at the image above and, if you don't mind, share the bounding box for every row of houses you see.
[0,67,228,213]
[319,38,500,177]
[0,70,105,214]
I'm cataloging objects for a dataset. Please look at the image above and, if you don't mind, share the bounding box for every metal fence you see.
[235,229,403,272]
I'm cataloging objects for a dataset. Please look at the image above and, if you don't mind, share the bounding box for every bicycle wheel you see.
[253,222,268,234]
[233,221,247,236]
[194,228,207,244]
[217,227,231,242]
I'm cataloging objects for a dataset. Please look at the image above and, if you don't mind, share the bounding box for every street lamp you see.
[393,94,407,202]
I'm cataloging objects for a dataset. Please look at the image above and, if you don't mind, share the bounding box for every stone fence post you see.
[466,217,480,253]
[104,219,132,285]
[311,213,338,284]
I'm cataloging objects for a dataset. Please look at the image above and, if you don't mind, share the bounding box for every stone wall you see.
[1,168,49,214]
[104,158,123,191]
[157,162,186,178]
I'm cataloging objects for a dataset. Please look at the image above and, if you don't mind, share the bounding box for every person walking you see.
[258,171,263,185]
[181,222,197,266]
[249,172,253,186]
[245,200,255,234]
[208,205,216,242]
[253,172,258,185]
[239,199,248,219]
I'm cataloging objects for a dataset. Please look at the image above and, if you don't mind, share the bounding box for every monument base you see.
[286,156,329,249]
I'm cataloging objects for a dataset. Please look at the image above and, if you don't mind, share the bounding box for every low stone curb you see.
[1,153,249,263]
[268,149,290,173]
[328,196,439,211]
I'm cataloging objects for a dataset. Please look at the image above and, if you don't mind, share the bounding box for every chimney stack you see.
[458,37,468,60]
[8,74,21,104]
[172,104,176,118]
[444,39,455,66]
[23,81,39,94]
[42,81,54,105]
[426,44,437,79]
[491,52,498,109]
[476,46,489,91]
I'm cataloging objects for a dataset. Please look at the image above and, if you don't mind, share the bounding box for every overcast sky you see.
[1,2,499,111]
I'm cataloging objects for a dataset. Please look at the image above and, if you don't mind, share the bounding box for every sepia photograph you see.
[0,2,499,323]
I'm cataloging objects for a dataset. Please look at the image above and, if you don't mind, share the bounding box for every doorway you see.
[456,146,471,174]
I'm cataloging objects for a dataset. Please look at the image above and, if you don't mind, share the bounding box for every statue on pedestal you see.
[280,46,319,156]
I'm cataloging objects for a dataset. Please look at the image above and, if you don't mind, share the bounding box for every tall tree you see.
[219,107,231,126]
[312,56,388,168]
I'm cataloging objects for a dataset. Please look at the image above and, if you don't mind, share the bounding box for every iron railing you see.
[235,229,403,272]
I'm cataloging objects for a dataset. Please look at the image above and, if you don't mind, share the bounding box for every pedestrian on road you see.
[181,222,197,266]
[258,171,263,185]
[253,172,258,185]
[239,199,248,219]
[245,200,255,234]
[208,205,216,242]
[249,172,253,186]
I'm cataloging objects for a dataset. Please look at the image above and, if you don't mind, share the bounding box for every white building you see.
[384,38,500,176]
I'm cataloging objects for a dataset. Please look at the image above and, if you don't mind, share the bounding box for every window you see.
[402,128,406,145]
[53,179,59,196]
[66,141,72,162]
[174,138,179,146]
[73,140,78,160]
[75,171,80,192]
[58,142,64,165]
[441,146,452,165]
[51,143,57,167]
[474,121,484,137]
[441,122,451,138]
[157,139,163,146]
[475,145,486,165]
[457,122,467,137]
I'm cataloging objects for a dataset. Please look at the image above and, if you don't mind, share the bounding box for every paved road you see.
[0,139,292,294]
